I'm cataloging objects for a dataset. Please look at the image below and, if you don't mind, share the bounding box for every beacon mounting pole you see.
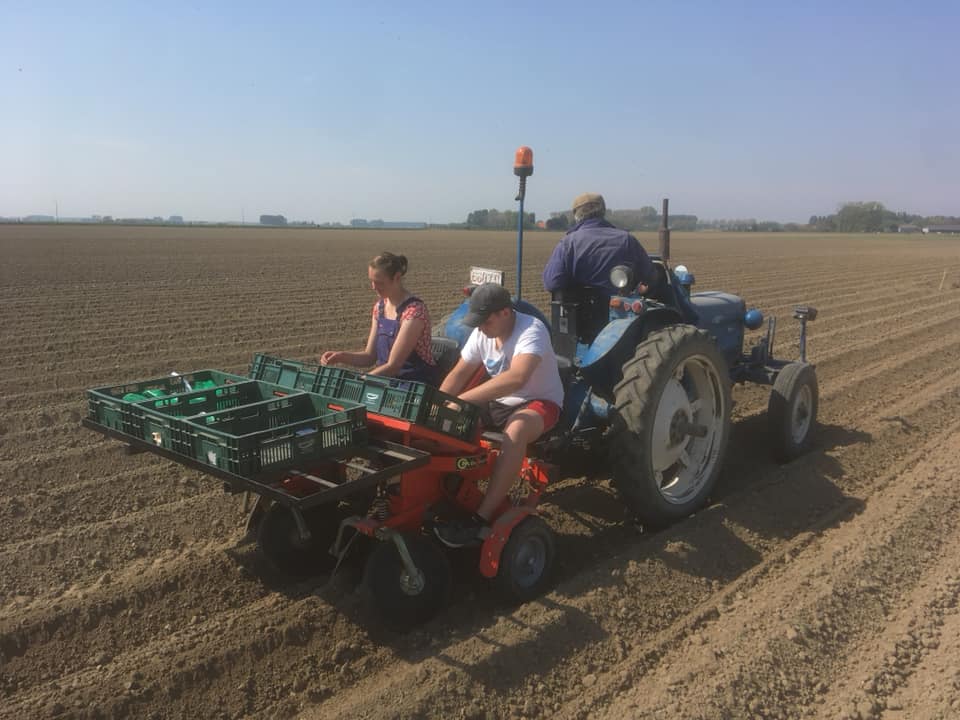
[513,146,534,300]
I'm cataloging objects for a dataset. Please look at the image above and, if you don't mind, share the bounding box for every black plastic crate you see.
[87,370,246,436]
[183,392,367,478]
[248,354,321,391]
[135,380,296,451]
[314,366,480,441]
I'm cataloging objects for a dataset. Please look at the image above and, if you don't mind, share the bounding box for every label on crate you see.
[296,436,317,453]
[207,450,218,464]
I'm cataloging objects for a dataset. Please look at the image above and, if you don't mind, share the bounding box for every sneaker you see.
[433,515,487,548]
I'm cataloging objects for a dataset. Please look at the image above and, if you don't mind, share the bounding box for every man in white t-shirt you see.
[436,283,564,547]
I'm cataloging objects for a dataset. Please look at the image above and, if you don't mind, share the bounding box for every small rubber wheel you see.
[257,503,342,577]
[362,534,452,630]
[493,516,555,602]
[768,362,819,462]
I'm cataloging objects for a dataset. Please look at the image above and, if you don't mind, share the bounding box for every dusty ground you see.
[1,225,959,720]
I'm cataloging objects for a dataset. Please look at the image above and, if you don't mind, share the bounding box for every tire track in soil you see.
[293,401,960,720]
[5,361,954,720]
[0,488,247,602]
[1,324,952,700]
[6,307,958,588]
[0,542,278,699]
[0,465,213,545]
[295,358,960,719]
[590,423,960,720]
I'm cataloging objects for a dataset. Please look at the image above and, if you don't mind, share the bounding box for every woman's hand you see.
[320,350,344,366]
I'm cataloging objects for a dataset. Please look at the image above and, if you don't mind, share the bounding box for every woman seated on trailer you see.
[320,251,438,384]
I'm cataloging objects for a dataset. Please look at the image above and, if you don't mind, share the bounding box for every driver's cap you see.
[463,283,512,327]
[572,192,605,212]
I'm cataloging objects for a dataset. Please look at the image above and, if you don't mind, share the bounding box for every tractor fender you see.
[442,300,474,348]
[479,506,536,579]
[579,307,684,397]
[514,299,550,331]
[442,298,551,349]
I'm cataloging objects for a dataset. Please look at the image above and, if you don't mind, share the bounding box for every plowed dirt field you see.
[2,225,960,720]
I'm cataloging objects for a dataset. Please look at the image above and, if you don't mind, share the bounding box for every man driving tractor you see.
[543,192,656,296]
[434,283,564,548]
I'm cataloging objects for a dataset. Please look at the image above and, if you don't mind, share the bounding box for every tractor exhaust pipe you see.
[658,198,670,262]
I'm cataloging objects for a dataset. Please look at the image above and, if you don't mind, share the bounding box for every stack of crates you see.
[86,367,367,479]
[87,370,247,436]
[184,392,366,477]
[135,380,293,453]
[250,353,481,442]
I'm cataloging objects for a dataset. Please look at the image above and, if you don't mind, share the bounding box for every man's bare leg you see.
[477,408,544,520]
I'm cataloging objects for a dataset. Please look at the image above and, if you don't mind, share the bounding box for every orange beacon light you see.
[513,146,534,177]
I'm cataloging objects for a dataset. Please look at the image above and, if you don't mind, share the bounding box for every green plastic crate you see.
[183,392,367,478]
[314,366,480,441]
[135,380,296,451]
[87,370,246,436]
[248,353,321,391]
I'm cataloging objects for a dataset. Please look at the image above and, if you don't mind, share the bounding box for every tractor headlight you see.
[744,308,764,330]
[610,265,634,290]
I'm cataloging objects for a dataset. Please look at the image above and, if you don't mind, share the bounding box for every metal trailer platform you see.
[81,417,430,512]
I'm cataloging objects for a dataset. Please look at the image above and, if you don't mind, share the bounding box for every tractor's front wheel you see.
[493,515,555,602]
[768,362,818,462]
[609,325,732,529]
[362,534,452,630]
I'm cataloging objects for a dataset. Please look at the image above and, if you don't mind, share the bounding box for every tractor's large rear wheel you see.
[609,325,732,528]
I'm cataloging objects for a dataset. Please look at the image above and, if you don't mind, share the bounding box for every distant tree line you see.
[697,219,806,232]
[465,209,537,229]
[807,202,960,233]
[543,206,699,232]
[465,201,958,233]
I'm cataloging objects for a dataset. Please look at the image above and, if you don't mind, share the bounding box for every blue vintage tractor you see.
[433,148,818,529]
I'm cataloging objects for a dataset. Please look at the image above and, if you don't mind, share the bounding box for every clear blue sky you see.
[2,1,957,224]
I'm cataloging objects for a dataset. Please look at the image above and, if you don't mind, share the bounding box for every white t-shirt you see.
[461,311,564,407]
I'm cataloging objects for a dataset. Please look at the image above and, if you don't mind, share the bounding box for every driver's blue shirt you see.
[543,218,655,295]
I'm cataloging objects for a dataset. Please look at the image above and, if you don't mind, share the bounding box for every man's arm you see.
[542,241,571,292]
[459,353,541,404]
[439,356,482,396]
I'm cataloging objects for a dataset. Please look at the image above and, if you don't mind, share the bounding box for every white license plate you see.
[469,266,504,286]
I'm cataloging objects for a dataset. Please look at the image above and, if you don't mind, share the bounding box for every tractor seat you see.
[430,336,461,380]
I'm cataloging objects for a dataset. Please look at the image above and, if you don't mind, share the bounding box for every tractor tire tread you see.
[608,324,732,528]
